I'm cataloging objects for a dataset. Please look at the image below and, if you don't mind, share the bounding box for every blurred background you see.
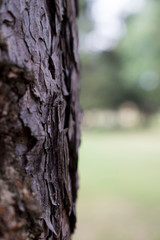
[73,0,160,239]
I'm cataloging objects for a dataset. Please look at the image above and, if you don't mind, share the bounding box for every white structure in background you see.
[82,103,141,129]
[82,0,145,52]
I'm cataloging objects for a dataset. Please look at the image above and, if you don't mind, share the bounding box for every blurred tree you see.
[80,52,124,109]
[80,0,160,114]
[117,0,160,113]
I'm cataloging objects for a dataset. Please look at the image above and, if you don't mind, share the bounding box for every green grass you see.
[73,128,160,240]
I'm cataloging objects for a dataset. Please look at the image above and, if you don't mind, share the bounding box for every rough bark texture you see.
[0,1,80,239]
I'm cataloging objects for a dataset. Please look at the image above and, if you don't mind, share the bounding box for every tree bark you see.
[0,1,80,239]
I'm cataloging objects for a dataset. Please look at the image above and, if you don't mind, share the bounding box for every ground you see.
[73,124,160,240]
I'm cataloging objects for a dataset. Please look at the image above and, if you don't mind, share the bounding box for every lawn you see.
[73,128,160,240]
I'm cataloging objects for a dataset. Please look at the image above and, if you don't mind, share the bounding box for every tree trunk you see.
[0,1,80,239]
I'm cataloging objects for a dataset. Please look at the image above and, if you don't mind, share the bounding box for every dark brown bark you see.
[0,1,81,239]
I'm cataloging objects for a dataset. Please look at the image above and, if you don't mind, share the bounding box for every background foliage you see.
[79,0,160,114]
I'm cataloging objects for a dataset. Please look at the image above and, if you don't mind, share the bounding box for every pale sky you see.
[82,0,146,52]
